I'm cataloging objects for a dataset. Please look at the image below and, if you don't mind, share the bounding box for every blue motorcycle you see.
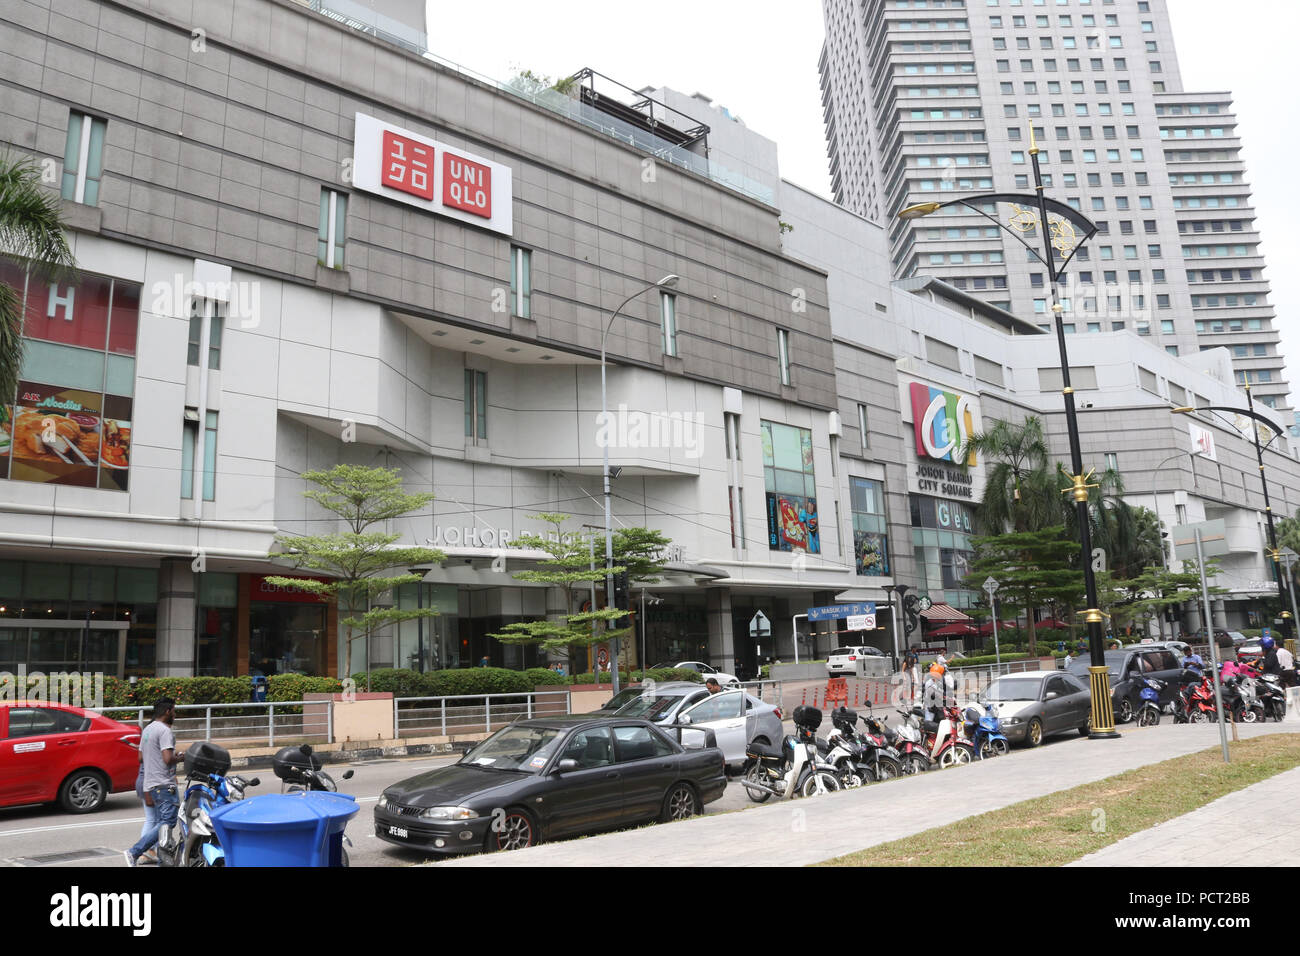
[963,702,1010,758]
[159,758,258,867]
[1137,677,1165,726]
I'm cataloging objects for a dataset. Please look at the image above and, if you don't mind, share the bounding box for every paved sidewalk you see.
[1069,764,1300,867]
[443,722,1299,867]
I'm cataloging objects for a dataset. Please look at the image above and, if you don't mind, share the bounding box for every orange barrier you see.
[825,677,848,709]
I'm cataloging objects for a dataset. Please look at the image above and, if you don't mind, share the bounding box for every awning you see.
[928,621,977,637]
[920,603,972,623]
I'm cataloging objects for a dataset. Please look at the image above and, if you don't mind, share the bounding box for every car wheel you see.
[1024,718,1044,748]
[1079,713,1092,737]
[661,783,700,823]
[58,770,107,814]
[487,808,538,852]
[1116,697,1134,725]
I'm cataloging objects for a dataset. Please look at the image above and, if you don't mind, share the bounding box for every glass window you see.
[511,246,531,319]
[762,421,819,555]
[61,112,107,206]
[317,189,347,269]
[557,727,614,769]
[850,477,889,577]
[464,369,487,442]
[613,724,675,761]
[660,292,677,357]
[777,328,791,386]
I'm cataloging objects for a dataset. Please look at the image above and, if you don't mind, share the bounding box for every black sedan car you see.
[1066,647,1188,723]
[374,716,727,855]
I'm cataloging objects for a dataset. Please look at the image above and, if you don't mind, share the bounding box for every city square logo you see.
[909,382,979,465]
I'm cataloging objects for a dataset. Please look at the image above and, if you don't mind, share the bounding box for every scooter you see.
[922,704,975,768]
[273,744,355,792]
[962,701,1010,758]
[852,706,905,781]
[1256,672,1288,721]
[827,706,902,784]
[1136,677,1164,726]
[741,706,842,802]
[891,708,931,774]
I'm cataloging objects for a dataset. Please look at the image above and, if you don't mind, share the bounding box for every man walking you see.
[125,698,182,867]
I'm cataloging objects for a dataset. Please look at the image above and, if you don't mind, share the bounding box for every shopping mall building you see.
[1,0,1296,679]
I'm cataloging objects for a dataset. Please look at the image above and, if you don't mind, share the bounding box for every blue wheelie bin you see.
[209,791,358,866]
[250,675,268,703]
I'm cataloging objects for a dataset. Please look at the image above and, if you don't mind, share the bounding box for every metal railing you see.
[101,701,330,748]
[393,690,571,739]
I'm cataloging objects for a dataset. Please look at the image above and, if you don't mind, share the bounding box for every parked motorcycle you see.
[852,706,905,781]
[1256,672,1288,722]
[922,705,975,768]
[158,742,259,867]
[962,701,1010,758]
[1220,672,1264,724]
[741,706,842,802]
[1136,677,1164,726]
[891,708,931,774]
[273,744,355,792]
[826,706,902,784]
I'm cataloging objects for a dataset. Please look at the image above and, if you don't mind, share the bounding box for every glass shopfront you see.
[0,559,157,678]
[910,495,978,610]
[195,573,238,677]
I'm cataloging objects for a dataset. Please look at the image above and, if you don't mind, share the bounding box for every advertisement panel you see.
[901,379,985,503]
[352,113,513,236]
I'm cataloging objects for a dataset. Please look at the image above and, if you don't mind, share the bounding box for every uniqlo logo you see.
[442,152,492,218]
[381,130,434,200]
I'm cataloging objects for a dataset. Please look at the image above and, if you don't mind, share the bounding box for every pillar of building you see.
[706,589,734,675]
[156,557,197,677]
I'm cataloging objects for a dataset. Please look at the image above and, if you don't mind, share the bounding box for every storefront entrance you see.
[0,620,130,678]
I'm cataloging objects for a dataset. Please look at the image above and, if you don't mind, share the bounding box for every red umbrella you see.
[977,620,1016,636]
[1035,617,1071,629]
[929,622,978,637]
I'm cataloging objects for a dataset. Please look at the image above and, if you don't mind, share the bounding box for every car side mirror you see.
[1045,691,1058,700]
[555,758,579,774]
[678,714,692,725]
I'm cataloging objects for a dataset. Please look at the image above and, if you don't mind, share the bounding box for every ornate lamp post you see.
[1172,391,1290,637]
[898,127,1120,739]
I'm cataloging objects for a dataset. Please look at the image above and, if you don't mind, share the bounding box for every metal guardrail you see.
[393,690,571,738]
[101,701,329,748]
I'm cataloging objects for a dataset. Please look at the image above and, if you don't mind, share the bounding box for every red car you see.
[0,702,142,813]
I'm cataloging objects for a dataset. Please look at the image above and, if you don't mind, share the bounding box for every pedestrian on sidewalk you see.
[124,698,182,867]
[1277,642,1296,687]
[132,756,159,865]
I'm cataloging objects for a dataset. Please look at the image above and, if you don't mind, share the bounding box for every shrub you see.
[524,667,568,686]
[268,674,344,702]
[350,669,426,698]
[426,667,533,697]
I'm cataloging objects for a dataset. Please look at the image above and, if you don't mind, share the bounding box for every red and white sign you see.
[353,113,512,235]
[1189,422,1218,462]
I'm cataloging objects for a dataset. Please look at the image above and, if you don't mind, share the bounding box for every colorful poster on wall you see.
[9,383,103,487]
[0,404,10,479]
[854,531,890,577]
[766,493,820,553]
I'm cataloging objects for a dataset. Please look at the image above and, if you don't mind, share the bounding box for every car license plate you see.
[388,826,408,839]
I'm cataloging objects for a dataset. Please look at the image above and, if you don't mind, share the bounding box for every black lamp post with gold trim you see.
[898,127,1120,738]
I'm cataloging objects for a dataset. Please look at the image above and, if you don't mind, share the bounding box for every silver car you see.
[978,671,1091,747]
[614,686,783,767]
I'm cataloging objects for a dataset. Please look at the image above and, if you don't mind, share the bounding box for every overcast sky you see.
[424,0,1298,414]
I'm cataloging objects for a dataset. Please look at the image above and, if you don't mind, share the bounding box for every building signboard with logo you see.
[352,113,514,236]
[900,379,985,503]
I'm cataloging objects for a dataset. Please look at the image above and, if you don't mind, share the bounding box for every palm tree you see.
[959,416,1057,534]
[0,156,77,401]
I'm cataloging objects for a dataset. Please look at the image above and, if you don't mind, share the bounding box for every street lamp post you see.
[898,126,1119,738]
[1172,392,1289,638]
[601,274,679,694]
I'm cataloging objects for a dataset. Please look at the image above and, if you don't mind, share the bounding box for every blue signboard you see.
[807,603,876,622]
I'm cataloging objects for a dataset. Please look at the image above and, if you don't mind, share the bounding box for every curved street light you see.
[897,127,1120,739]
[600,274,679,693]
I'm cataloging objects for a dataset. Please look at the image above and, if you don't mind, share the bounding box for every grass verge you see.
[818,733,1300,867]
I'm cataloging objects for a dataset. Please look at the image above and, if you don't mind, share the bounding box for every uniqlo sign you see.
[353,113,512,236]
[381,130,434,200]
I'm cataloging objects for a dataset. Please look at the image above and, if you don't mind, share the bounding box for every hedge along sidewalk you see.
[818,734,1300,868]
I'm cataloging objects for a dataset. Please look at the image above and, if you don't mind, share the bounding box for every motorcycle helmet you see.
[929,663,946,677]
[1261,636,1276,651]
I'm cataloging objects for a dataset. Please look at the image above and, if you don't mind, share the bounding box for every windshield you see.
[603,687,644,710]
[1067,652,1126,679]
[459,725,564,773]
[984,677,1044,702]
[614,692,689,720]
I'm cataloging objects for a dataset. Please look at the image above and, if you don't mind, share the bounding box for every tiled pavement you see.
[443,722,1300,867]
[1069,764,1300,867]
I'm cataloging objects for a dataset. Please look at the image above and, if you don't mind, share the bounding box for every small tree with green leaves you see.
[489,513,671,675]
[1102,561,1224,637]
[964,526,1084,655]
[266,465,444,689]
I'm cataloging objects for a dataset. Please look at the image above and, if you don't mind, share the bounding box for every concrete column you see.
[707,589,734,674]
[156,558,196,677]
[1212,599,1229,633]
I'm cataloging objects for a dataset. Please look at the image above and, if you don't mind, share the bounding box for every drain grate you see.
[8,846,121,866]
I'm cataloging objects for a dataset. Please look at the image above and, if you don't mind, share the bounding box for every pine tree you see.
[965,526,1084,655]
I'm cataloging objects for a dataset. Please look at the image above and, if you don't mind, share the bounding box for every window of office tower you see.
[761,421,819,555]
[850,478,890,577]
